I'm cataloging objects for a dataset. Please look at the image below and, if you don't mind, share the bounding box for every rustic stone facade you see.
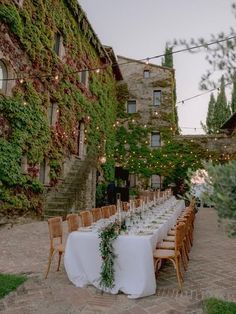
[118,56,176,130]
[117,56,176,189]
[0,0,120,218]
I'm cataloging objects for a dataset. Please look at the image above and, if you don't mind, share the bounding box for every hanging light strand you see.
[1,34,236,83]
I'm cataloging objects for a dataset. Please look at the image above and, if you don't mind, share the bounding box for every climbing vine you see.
[0,0,118,216]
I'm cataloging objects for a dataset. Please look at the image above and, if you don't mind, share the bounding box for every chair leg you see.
[168,257,182,290]
[57,251,62,271]
[45,249,54,279]
[175,256,183,290]
[184,241,190,261]
[186,234,191,252]
[180,248,188,271]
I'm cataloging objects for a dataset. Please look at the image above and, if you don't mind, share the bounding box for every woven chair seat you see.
[164,235,175,241]
[154,249,180,259]
[157,241,174,249]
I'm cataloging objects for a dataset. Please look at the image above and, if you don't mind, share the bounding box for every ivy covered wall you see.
[0,0,119,217]
[115,57,228,194]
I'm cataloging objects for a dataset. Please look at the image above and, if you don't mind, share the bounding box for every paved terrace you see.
[0,208,236,314]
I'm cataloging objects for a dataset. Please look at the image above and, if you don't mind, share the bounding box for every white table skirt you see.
[64,199,185,299]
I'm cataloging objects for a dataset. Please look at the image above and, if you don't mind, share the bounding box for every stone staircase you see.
[43,157,87,219]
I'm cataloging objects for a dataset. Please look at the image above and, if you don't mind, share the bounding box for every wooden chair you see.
[153,222,186,290]
[158,221,189,271]
[109,205,116,216]
[91,208,102,222]
[66,213,81,233]
[45,217,64,279]
[80,210,92,227]
[122,202,129,212]
[101,206,111,219]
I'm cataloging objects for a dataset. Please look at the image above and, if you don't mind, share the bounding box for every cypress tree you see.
[201,93,216,134]
[162,46,174,68]
[231,75,236,113]
[162,45,178,132]
[212,76,231,132]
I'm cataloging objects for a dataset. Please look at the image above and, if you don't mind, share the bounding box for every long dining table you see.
[64,197,185,299]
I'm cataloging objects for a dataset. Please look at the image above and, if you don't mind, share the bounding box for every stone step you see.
[43,209,69,220]
[43,157,90,218]
[46,193,77,204]
[45,203,70,210]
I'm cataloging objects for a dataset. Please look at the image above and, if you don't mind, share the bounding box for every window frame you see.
[153,90,162,106]
[151,132,161,147]
[47,103,58,127]
[143,70,150,78]
[151,174,161,189]
[0,60,8,95]
[80,70,89,88]
[127,100,137,114]
[53,33,61,56]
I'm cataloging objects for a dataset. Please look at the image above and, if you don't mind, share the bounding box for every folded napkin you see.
[79,226,93,232]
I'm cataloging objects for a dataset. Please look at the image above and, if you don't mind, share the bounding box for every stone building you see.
[116,56,177,190]
[0,0,121,219]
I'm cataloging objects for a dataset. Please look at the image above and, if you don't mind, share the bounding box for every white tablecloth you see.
[64,198,185,298]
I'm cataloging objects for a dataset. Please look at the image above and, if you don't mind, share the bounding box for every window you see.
[0,60,7,94]
[21,155,28,174]
[39,159,50,185]
[129,174,136,188]
[53,33,65,59]
[127,100,136,113]
[53,33,61,55]
[143,70,150,78]
[39,160,46,184]
[80,70,89,87]
[47,103,58,127]
[78,121,86,159]
[151,175,161,189]
[151,132,161,147]
[153,90,161,106]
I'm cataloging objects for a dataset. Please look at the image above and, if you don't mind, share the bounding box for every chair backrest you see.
[101,206,111,219]
[91,208,102,222]
[122,202,129,212]
[135,198,141,208]
[175,222,185,253]
[189,197,196,210]
[109,205,116,216]
[48,217,63,247]
[80,210,92,227]
[66,213,81,233]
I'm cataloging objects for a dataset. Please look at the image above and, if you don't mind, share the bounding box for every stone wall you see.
[118,56,175,130]
[176,133,236,156]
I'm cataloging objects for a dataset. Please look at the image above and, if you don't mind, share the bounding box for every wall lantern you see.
[99,156,106,164]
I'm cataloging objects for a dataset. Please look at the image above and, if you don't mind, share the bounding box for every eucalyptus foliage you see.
[99,222,119,289]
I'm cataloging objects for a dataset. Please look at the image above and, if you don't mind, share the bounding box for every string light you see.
[177,80,232,106]
[2,34,235,85]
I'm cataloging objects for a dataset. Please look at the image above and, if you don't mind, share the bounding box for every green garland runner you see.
[99,222,119,289]
[98,220,127,289]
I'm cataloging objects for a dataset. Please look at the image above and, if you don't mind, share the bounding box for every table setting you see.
[64,195,185,298]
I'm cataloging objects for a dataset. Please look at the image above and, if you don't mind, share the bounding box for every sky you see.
[79,0,235,134]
